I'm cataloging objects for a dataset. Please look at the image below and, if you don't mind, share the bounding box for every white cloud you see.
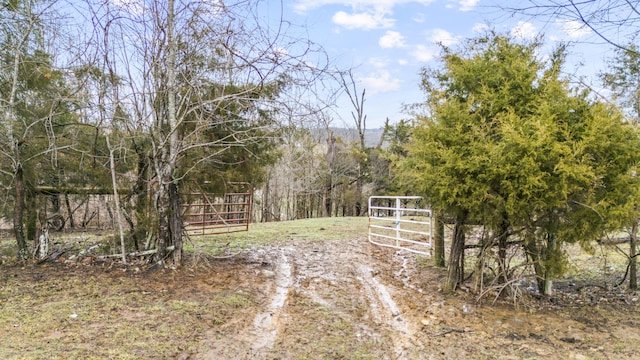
[458,0,479,11]
[398,58,408,65]
[428,28,460,46]
[410,45,436,62]
[296,0,438,30]
[472,23,488,33]
[110,0,144,14]
[412,13,426,23]
[368,57,390,68]
[294,0,436,14]
[332,10,395,30]
[358,70,401,94]
[269,47,290,62]
[557,20,591,39]
[511,21,537,39]
[379,30,407,48]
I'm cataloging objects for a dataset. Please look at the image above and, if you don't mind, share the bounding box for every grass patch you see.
[212,291,254,308]
[562,243,630,283]
[0,263,257,359]
[0,217,369,261]
[186,216,369,256]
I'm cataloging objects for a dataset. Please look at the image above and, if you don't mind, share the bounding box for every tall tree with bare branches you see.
[81,0,329,266]
[339,70,368,216]
[502,0,640,54]
[0,0,79,258]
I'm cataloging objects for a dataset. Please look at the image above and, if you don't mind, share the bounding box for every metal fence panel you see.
[368,196,432,256]
[182,183,252,236]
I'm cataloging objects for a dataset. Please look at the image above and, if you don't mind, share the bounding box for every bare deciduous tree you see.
[0,0,75,258]
[81,0,330,266]
[339,70,368,216]
[502,0,640,54]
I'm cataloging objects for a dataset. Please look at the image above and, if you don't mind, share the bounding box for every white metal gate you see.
[368,196,433,256]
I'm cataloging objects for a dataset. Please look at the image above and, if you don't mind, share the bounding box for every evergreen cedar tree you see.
[398,33,640,294]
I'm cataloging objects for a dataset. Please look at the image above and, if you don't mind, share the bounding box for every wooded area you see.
[0,0,352,265]
[2,0,640,300]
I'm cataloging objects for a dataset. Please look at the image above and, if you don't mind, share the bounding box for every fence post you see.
[395,197,401,247]
[434,211,445,267]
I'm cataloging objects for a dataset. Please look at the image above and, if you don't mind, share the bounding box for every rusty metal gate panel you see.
[182,183,252,236]
[368,196,432,256]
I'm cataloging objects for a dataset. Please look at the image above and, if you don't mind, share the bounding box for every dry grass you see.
[0,218,369,359]
[0,261,257,359]
[185,216,370,256]
[0,217,638,359]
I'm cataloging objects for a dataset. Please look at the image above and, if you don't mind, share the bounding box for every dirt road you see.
[3,225,639,359]
[194,235,640,359]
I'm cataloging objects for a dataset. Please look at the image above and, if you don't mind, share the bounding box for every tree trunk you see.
[326,130,335,218]
[340,71,368,219]
[325,185,333,217]
[13,166,29,259]
[497,220,510,285]
[155,165,177,264]
[526,233,555,296]
[355,172,363,217]
[630,220,638,290]
[107,137,127,264]
[169,182,182,266]
[65,194,75,229]
[129,142,150,249]
[25,191,37,242]
[541,232,556,296]
[525,238,544,293]
[262,173,271,222]
[156,177,169,263]
[543,276,553,295]
[444,214,466,293]
[154,0,182,265]
[433,212,445,268]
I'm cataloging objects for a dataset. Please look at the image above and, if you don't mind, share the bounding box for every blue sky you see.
[274,0,608,128]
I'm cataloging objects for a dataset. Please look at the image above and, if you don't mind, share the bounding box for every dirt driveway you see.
[195,235,640,360]
[2,230,640,359]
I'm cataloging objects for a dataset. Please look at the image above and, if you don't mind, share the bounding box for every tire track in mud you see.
[196,248,294,360]
[197,238,424,359]
[356,263,414,359]
[251,249,292,351]
[281,238,422,359]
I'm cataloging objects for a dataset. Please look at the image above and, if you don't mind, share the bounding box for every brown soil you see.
[2,235,640,359]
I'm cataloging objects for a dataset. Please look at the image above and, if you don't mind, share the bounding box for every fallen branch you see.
[597,237,629,245]
[37,247,73,264]
[211,251,242,259]
[575,283,608,291]
[464,240,523,249]
[99,246,175,259]
[435,326,466,336]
